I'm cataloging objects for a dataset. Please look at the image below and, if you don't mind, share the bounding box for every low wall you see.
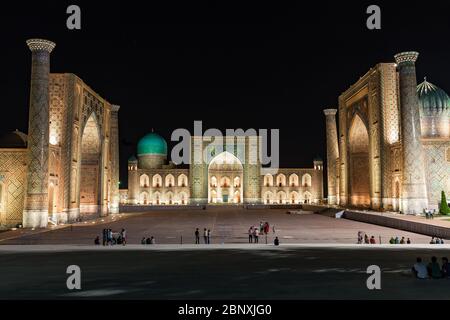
[246,204,304,210]
[304,205,450,239]
[119,205,206,213]
[343,211,450,239]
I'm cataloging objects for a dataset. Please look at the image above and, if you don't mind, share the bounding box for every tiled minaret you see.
[323,109,339,205]
[23,39,56,228]
[110,105,120,213]
[394,52,428,214]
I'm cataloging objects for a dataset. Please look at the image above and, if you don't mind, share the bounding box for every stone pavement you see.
[0,207,433,245]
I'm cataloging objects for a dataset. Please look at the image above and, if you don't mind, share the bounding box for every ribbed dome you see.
[0,130,27,148]
[137,132,167,156]
[128,155,138,162]
[417,78,450,114]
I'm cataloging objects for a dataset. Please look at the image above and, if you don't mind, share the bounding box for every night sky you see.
[2,1,450,188]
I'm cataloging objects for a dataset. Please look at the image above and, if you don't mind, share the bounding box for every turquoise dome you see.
[417,78,450,113]
[137,132,167,156]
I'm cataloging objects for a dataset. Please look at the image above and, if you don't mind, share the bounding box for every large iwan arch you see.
[208,151,243,204]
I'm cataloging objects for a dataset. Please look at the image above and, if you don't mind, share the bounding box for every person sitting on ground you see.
[441,257,450,278]
[150,236,156,244]
[428,256,442,279]
[146,237,151,245]
[274,237,280,246]
[94,236,100,245]
[141,237,146,245]
[370,236,376,244]
[412,257,428,279]
[395,236,400,244]
[389,237,395,244]
[407,238,411,244]
[400,237,405,244]
[430,237,436,244]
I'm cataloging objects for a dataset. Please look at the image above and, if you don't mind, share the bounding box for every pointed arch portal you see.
[208,151,243,204]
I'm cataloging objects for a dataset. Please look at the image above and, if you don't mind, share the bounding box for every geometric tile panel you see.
[424,142,450,206]
[0,151,27,224]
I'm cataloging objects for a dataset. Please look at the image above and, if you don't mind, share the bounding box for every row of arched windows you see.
[263,173,312,187]
[139,191,188,205]
[140,174,188,188]
[264,191,312,204]
[210,176,240,188]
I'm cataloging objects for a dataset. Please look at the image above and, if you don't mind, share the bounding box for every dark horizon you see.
[2,1,450,187]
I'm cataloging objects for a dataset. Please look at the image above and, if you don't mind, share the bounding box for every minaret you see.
[110,105,120,213]
[323,109,339,205]
[127,156,139,204]
[23,39,56,228]
[394,52,428,214]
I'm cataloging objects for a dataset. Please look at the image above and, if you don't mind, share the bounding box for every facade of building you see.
[325,52,450,214]
[0,39,119,229]
[124,134,324,205]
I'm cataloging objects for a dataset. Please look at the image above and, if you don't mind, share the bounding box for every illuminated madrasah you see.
[122,134,324,206]
[0,39,120,229]
[325,52,450,214]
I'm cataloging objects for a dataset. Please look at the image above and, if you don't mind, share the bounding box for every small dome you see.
[137,132,167,156]
[417,78,450,113]
[0,130,27,148]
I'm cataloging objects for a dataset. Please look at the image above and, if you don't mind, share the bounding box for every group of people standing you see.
[95,228,127,246]
[141,236,156,245]
[248,221,272,243]
[195,228,211,244]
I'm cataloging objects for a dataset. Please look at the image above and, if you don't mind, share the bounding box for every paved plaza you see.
[0,207,434,245]
[1,245,450,299]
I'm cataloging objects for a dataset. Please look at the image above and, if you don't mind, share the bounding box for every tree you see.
[439,191,450,215]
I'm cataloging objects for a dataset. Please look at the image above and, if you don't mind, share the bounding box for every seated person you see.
[441,257,449,278]
[389,237,395,244]
[274,237,280,246]
[412,257,428,279]
[141,237,147,245]
[146,237,152,245]
[94,236,100,245]
[428,256,442,279]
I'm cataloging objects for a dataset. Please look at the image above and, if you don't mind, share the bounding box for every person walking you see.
[102,228,107,246]
[121,228,127,246]
[248,227,253,243]
[195,228,200,244]
[106,229,112,245]
[203,228,208,244]
[207,229,211,244]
